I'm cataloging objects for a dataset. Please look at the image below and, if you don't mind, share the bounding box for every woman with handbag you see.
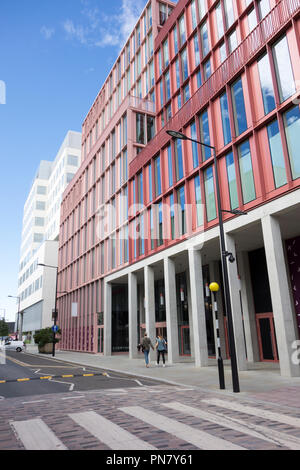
[155,335,167,367]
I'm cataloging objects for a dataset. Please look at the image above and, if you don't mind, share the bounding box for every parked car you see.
[2,340,25,352]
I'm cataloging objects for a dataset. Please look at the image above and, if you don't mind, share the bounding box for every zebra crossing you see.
[9,396,300,450]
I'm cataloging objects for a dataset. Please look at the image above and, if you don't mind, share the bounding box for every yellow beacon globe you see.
[209,282,220,292]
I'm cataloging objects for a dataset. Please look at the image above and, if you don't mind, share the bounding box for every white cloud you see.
[62,0,145,50]
[40,26,55,40]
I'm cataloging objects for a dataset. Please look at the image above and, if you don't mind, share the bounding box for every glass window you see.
[67,155,79,166]
[273,36,296,103]
[231,77,248,136]
[200,21,210,57]
[220,92,232,146]
[154,155,162,196]
[204,166,217,221]
[175,59,180,89]
[194,34,200,67]
[258,0,270,19]
[216,2,224,39]
[158,201,163,246]
[167,144,173,187]
[177,185,186,235]
[165,71,171,101]
[179,15,186,46]
[194,175,203,226]
[37,186,46,195]
[174,138,184,181]
[258,54,276,115]
[173,26,178,54]
[147,116,155,142]
[283,106,300,180]
[190,120,199,168]
[199,109,211,160]
[183,84,190,103]
[170,193,175,240]
[224,0,235,29]
[267,120,287,188]
[247,8,257,32]
[226,151,239,210]
[181,48,189,81]
[136,113,145,144]
[228,30,237,53]
[220,42,227,63]
[191,0,197,30]
[203,59,211,80]
[238,140,256,204]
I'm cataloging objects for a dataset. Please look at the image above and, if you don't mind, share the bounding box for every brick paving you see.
[0,384,299,450]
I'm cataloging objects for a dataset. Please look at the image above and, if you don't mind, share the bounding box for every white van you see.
[3,340,25,352]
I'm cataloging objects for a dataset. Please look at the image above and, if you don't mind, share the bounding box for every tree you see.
[0,320,9,338]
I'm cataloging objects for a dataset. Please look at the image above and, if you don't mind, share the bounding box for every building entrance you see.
[248,248,279,362]
[112,285,128,353]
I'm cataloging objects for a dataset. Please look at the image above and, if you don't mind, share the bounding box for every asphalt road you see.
[0,350,163,399]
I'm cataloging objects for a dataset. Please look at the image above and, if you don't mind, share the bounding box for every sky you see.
[0,0,149,322]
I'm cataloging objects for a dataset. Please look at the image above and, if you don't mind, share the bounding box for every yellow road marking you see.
[0,380,6,383]
[83,374,94,377]
[40,376,52,380]
[61,375,74,378]
[17,378,30,382]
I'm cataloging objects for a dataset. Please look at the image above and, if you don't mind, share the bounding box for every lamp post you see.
[8,295,21,340]
[209,282,225,390]
[38,263,59,357]
[166,130,247,393]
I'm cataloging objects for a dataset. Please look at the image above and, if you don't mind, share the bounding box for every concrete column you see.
[144,265,156,362]
[186,269,195,359]
[262,215,300,377]
[128,272,138,359]
[164,257,180,364]
[237,251,260,363]
[103,281,112,356]
[209,260,226,358]
[188,248,209,367]
[225,233,248,371]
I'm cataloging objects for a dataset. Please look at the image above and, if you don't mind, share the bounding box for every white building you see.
[17,131,81,340]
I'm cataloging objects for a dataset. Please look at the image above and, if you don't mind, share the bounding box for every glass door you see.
[256,313,278,362]
[97,326,104,354]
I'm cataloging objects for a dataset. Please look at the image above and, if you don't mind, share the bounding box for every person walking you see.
[155,335,167,367]
[141,333,154,368]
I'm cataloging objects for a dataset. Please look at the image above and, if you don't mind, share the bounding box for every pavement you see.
[24,344,300,409]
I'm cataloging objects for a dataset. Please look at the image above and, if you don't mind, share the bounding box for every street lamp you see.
[166,129,246,393]
[8,295,21,340]
[38,263,59,357]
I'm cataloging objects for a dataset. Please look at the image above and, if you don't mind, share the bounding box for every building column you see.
[209,260,226,358]
[128,272,138,359]
[237,251,260,363]
[262,214,300,377]
[186,269,195,359]
[144,265,156,362]
[225,233,248,371]
[188,248,209,367]
[164,257,180,364]
[103,280,112,356]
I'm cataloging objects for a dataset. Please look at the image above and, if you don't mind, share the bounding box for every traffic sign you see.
[52,325,59,333]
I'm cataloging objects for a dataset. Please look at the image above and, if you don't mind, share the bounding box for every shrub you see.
[34,327,61,348]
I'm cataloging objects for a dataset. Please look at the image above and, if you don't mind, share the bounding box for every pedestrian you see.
[141,332,154,368]
[155,335,167,367]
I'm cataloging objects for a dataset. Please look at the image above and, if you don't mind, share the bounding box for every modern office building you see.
[58,0,300,377]
[17,131,81,340]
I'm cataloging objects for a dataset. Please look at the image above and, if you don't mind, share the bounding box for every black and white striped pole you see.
[209,282,225,390]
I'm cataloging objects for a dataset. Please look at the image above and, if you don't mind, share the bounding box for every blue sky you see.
[0,0,147,321]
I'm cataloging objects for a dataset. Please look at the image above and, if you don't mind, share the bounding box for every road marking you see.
[69,410,157,450]
[61,396,85,400]
[119,406,245,450]
[17,378,30,382]
[203,398,300,428]
[164,402,300,450]
[22,400,46,404]
[11,418,67,450]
